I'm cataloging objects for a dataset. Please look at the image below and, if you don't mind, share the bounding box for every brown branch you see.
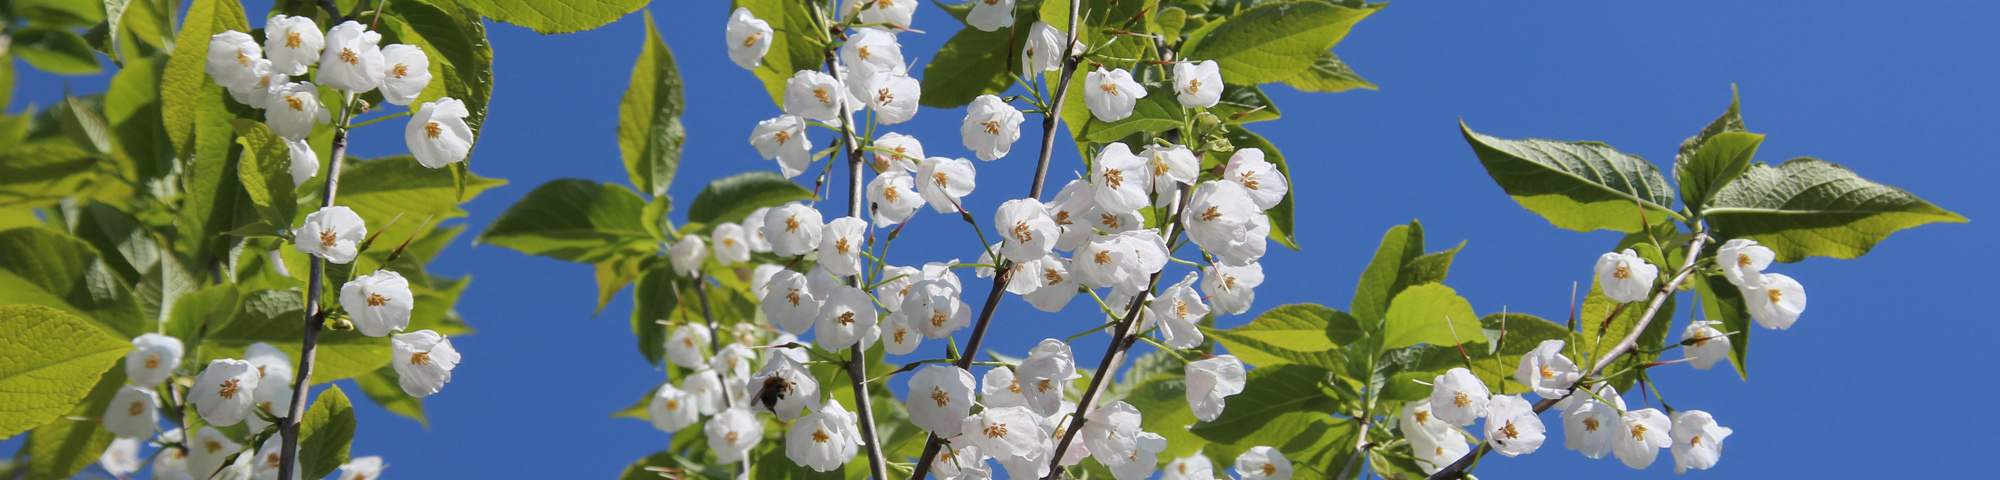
[276,95,357,480]
[822,33,891,480]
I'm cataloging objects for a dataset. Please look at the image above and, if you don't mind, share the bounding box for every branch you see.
[1423,232,1711,480]
[823,41,892,480]
[276,94,358,480]
[691,278,754,477]
[1334,418,1374,479]
[317,0,351,23]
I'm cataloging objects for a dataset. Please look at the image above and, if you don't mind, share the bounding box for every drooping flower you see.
[934,441,993,480]
[1152,272,1210,349]
[669,235,708,276]
[751,115,813,178]
[1614,408,1672,469]
[959,406,1051,461]
[1514,339,1580,400]
[869,170,924,227]
[1717,238,1775,287]
[317,21,385,93]
[253,436,300,480]
[1045,178,1094,250]
[225,59,276,107]
[334,456,386,480]
[903,279,970,338]
[1022,254,1079,312]
[968,0,1015,31]
[285,138,318,187]
[788,399,863,471]
[1108,432,1167,480]
[1074,230,1169,296]
[880,310,922,355]
[866,71,922,125]
[761,269,820,334]
[244,341,294,387]
[648,382,699,433]
[1145,144,1199,203]
[185,428,242,480]
[294,206,368,264]
[1081,401,1144,466]
[981,366,1028,409]
[785,70,848,123]
[1092,142,1153,215]
[711,342,757,381]
[1016,339,1079,416]
[378,44,432,106]
[742,207,775,253]
[1186,180,1266,266]
[1596,249,1660,303]
[1669,410,1732,474]
[1084,67,1147,122]
[206,31,264,89]
[665,323,711,369]
[908,365,977,438]
[817,217,868,277]
[757,203,820,257]
[100,438,143,477]
[1164,452,1216,480]
[843,0,918,28]
[341,270,414,337]
[1174,60,1223,108]
[1021,22,1073,77]
[1561,384,1625,459]
[1203,262,1263,315]
[726,8,774,70]
[682,370,725,415]
[1682,320,1732,370]
[712,223,752,264]
[917,157,978,213]
[872,132,925,172]
[1485,394,1547,457]
[126,333,184,387]
[1428,368,1488,427]
[961,95,1024,161]
[189,359,260,426]
[390,330,459,398]
[995,198,1059,263]
[815,286,878,351]
[748,354,820,420]
[707,408,764,463]
[1233,447,1293,480]
[1402,399,1470,475]
[264,81,331,140]
[1185,355,1246,422]
[103,385,159,438]
[262,15,323,75]
[843,27,905,84]
[1742,272,1807,329]
[406,97,474,168]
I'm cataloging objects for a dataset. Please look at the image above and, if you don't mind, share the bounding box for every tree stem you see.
[823,37,891,480]
[276,93,356,480]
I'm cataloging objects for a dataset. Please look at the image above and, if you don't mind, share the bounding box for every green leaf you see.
[14,27,101,75]
[379,0,495,145]
[1206,304,1350,369]
[478,179,654,263]
[734,0,825,107]
[1350,221,1422,329]
[1577,273,1674,392]
[232,119,299,229]
[164,283,239,346]
[918,6,1037,109]
[455,0,646,34]
[200,289,390,384]
[1181,1,1380,84]
[172,81,245,271]
[355,366,427,427]
[1676,131,1763,218]
[104,54,170,181]
[630,265,679,366]
[1123,372,1209,459]
[0,305,131,439]
[0,227,147,337]
[1281,51,1377,93]
[298,385,355,480]
[0,144,98,209]
[1704,157,1966,262]
[1202,128,1299,249]
[19,363,122,480]
[686,171,814,227]
[1461,122,1680,233]
[336,155,504,247]
[65,202,157,285]
[1392,241,1462,296]
[1188,364,1339,456]
[1276,418,1362,480]
[1695,272,1750,380]
[1209,83,1281,124]
[161,0,248,160]
[1379,284,1481,351]
[619,451,685,480]
[1674,86,1746,170]
[619,11,685,198]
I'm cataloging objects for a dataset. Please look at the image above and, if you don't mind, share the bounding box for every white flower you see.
[872,132,925,172]
[1146,144,1199,200]
[1485,394,1546,457]
[1561,384,1624,459]
[1016,339,1079,416]
[1595,249,1660,303]
[1614,408,1672,469]
[1046,178,1094,250]
[874,265,920,311]
[317,22,385,92]
[1670,410,1732,474]
[682,371,725,415]
[869,170,924,227]
[244,342,293,387]
[1021,22,1072,77]
[224,59,275,106]
[1402,399,1468,475]
[1084,67,1147,122]
[1022,254,1079,312]
[749,354,820,420]
[981,366,1028,409]
[866,71,922,125]
[881,310,922,355]
[787,399,863,471]
[217,452,254,480]
[762,269,820,334]
[252,436,300,480]
[126,333,184,387]
[763,202,824,257]
[1224,148,1289,211]
[1187,180,1267,266]
[711,342,757,381]
[1514,339,1580,400]
[1185,355,1245,422]
[206,31,264,89]
[844,0,917,28]
[263,16,323,75]
[1081,401,1144,466]
[934,441,993,480]
[1682,320,1731,370]
[712,223,752,264]
[1203,262,1263,315]
[103,385,158,438]
[726,8,774,70]
[285,138,317,187]
[1108,432,1167,480]
[186,428,242,480]
[1164,452,1215,480]
[100,438,143,477]
[707,408,764,463]
[917,157,978,213]
[743,207,776,252]
[379,44,432,106]
[903,279,970,338]
[1092,143,1153,215]
[648,382,699,432]
[1233,446,1292,480]
[1151,272,1210,349]
[1173,60,1223,108]
[406,97,474,168]
[340,270,414,337]
[843,27,906,84]
[390,330,459,397]
[785,70,848,123]
[189,359,259,426]
[1743,272,1807,329]
[967,0,1015,31]
[665,323,711,369]
[669,235,708,276]
[335,456,386,480]
[908,365,977,438]
[995,198,1059,263]
[1074,230,1169,296]
[265,82,331,140]
[751,115,813,178]
[960,406,1050,460]
[816,286,878,350]
[817,217,867,277]
[1428,368,1488,427]
[154,428,190,475]
[961,95,1024,161]
[1717,238,1775,286]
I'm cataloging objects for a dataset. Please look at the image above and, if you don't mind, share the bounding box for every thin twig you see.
[822,30,891,480]
[276,93,357,480]
[691,277,752,478]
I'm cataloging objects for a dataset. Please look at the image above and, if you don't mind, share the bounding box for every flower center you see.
[1261,464,1277,476]
[893,327,906,343]
[1187,78,1202,93]
[884,186,901,203]
[981,121,1001,135]
[1737,254,1752,267]
[785,216,801,233]
[145,353,160,369]
[1099,82,1120,95]
[1499,420,1520,439]
[425,122,443,139]
[1103,169,1124,189]
[929,312,947,327]
[931,387,951,407]
[205,441,224,453]
[236,49,252,66]
[725,431,739,443]
[665,399,679,410]
[983,423,1007,438]
[1539,364,1554,379]
[1629,424,1648,441]
[1175,300,1189,319]
[723,238,737,247]
[320,227,338,247]
[1223,276,1238,290]
[836,237,851,254]
[932,172,949,188]
[287,96,306,112]
[877,88,894,105]
[410,352,432,366]
[265,453,280,468]
[1012,222,1034,243]
[1043,268,1063,285]
[786,290,803,307]
[812,429,831,443]
[367,292,389,307]
[341,48,360,65]
[286,32,302,49]
[1690,435,1702,446]
[1414,410,1429,425]
[1094,251,1112,265]
[219,379,241,399]
[1201,206,1222,221]
[1036,378,1054,393]
[1053,210,1072,226]
[837,312,855,326]
[743,33,760,48]
[1008,379,1021,394]
[1240,172,1262,190]
[1451,391,1471,408]
[129,401,144,416]
[1583,417,1600,432]
[813,87,832,106]
[858,46,873,60]
[774,130,792,145]
[1613,264,1630,279]
[1767,288,1783,305]
[392,63,409,79]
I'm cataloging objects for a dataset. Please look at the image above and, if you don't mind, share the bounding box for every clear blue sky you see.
[12,1,1995,478]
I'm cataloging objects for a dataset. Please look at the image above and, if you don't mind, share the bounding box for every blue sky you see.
[12,1,1997,478]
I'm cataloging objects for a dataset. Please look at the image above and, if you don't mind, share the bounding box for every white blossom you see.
[1185,355,1246,422]
[866,71,922,125]
[1081,401,1144,466]
[1202,262,1263,315]
[1595,249,1660,303]
[265,82,331,140]
[904,279,970,338]
[726,8,774,70]
[712,223,752,264]
[646,382,698,433]
[873,132,925,172]
[1022,254,1079,312]
[1428,368,1488,427]
[335,456,385,480]
[285,138,317,187]
[669,235,708,276]
[1402,399,1469,475]
[1743,272,1807,329]
[761,269,819,334]
[1092,142,1153,215]
[981,366,1028,409]
[1233,447,1292,480]
[263,15,323,75]
[406,97,474,168]
[1614,408,1672,469]
[844,0,917,28]
[908,365,977,438]
[1485,394,1546,457]
[206,31,264,89]
[341,270,414,337]
[1046,178,1094,250]
[185,428,241,480]
[1187,180,1266,266]
[126,333,184,387]
[252,436,300,480]
[917,156,978,213]
[317,22,385,93]
[967,0,1015,31]
[225,59,275,106]
[785,70,847,123]
[934,441,993,480]
[711,343,757,381]
[961,95,1024,161]
[1073,230,1168,296]
[244,341,293,391]
[869,170,924,227]
[683,370,726,415]
[100,438,143,477]
[1514,339,1580,400]
[1174,60,1223,108]
[189,359,258,426]
[751,115,813,178]
[1088,203,1143,235]
[1717,238,1775,286]
[763,202,825,257]
[1084,67,1147,122]
[788,399,863,471]
[817,217,867,276]
[816,286,878,351]
[1145,144,1199,202]
[1152,272,1210,349]
[665,323,711,369]
[959,406,1050,463]
[103,385,158,438]
[1224,148,1288,211]
[881,310,922,355]
[749,354,820,420]
[390,330,459,397]
[707,408,764,463]
[1108,432,1167,480]
[378,44,432,106]
[843,27,906,85]
[1016,339,1079,416]
[743,207,776,252]
[1670,410,1732,474]
[995,198,1059,263]
[1021,22,1073,77]
[1561,384,1625,459]
[1164,452,1216,480]
[1682,320,1732,370]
